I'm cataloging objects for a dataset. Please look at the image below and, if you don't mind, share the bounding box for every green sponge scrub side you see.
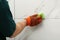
[38,12,45,19]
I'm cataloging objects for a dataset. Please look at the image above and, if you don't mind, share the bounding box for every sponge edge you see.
[38,12,45,19]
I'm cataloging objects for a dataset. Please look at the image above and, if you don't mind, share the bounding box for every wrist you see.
[24,19,28,26]
[25,16,31,26]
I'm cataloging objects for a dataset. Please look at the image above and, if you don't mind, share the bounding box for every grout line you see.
[44,0,57,18]
[47,0,57,18]
[14,18,60,19]
[55,11,60,18]
[14,0,58,20]
[34,0,44,13]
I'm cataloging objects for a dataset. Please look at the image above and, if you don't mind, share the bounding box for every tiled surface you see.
[15,19,60,40]
[15,0,41,18]
[7,0,60,40]
[6,38,15,40]
[26,19,60,40]
[15,0,59,19]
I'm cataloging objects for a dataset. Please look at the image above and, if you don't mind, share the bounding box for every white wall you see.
[7,0,60,40]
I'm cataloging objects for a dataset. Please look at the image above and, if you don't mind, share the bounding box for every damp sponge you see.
[38,12,45,19]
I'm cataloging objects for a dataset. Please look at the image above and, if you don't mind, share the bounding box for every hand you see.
[26,14,43,26]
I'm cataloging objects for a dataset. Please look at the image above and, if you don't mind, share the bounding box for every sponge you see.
[38,12,45,19]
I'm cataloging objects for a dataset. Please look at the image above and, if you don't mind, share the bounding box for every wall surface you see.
[7,0,60,40]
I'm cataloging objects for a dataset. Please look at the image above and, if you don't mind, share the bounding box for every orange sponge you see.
[26,16,31,25]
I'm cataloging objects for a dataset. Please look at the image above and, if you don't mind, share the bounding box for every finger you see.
[32,14,38,17]
[37,17,42,24]
[38,19,42,23]
[37,16,42,20]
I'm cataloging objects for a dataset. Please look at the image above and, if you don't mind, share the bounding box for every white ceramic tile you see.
[48,0,60,19]
[48,8,60,19]
[8,0,60,40]
[6,37,15,40]
[39,0,56,18]
[55,0,60,19]
[14,19,60,40]
[25,19,60,40]
[15,0,41,18]
[15,0,56,19]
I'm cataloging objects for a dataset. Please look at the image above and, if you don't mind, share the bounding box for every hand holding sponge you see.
[26,12,45,26]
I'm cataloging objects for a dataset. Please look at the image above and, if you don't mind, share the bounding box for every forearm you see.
[10,20,27,38]
[10,14,43,38]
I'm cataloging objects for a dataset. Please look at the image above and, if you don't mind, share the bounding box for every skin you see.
[10,20,27,38]
[10,14,43,38]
